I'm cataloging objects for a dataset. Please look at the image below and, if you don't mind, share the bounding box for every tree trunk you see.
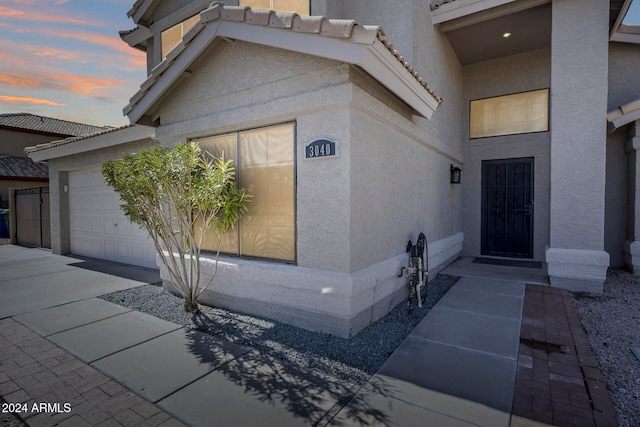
[182,297,199,313]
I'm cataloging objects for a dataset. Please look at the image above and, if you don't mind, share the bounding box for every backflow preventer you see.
[398,232,428,311]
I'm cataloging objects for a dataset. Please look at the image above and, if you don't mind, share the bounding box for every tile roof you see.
[24,124,135,154]
[0,155,48,179]
[125,3,443,122]
[0,113,111,137]
[127,0,146,18]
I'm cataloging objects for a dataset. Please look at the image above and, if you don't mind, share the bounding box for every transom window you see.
[161,14,200,60]
[470,89,549,139]
[239,0,309,15]
[194,123,296,262]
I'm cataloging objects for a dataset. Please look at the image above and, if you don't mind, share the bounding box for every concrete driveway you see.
[0,245,158,318]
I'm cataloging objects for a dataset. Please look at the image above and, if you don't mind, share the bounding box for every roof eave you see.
[120,26,152,51]
[431,0,537,25]
[129,0,155,27]
[611,24,640,44]
[126,19,223,125]
[608,110,640,134]
[364,40,442,119]
[127,16,442,124]
[26,125,156,162]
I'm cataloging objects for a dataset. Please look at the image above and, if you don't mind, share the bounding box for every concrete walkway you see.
[332,269,528,426]
[0,246,615,426]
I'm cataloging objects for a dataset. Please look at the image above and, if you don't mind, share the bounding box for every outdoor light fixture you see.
[450,164,462,184]
[503,32,512,38]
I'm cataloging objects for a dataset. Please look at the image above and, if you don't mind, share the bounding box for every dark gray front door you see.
[481,158,533,258]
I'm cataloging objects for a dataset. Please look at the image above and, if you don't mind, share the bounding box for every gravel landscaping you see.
[573,269,640,427]
[100,274,459,387]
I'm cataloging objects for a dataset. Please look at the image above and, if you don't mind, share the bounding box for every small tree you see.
[102,142,250,312]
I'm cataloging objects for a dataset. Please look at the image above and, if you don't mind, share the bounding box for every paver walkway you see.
[0,317,185,427]
[512,284,618,427]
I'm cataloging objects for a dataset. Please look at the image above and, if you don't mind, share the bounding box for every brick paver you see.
[512,285,618,427]
[0,318,185,427]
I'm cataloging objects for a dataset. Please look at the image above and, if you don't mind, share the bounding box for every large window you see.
[195,123,296,262]
[161,14,200,60]
[239,0,309,15]
[470,89,549,139]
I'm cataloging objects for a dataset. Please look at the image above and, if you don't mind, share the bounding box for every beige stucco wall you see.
[546,0,610,293]
[608,43,640,111]
[150,23,463,336]
[461,48,551,261]
[348,77,461,272]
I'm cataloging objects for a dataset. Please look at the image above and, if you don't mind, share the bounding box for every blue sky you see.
[0,0,145,127]
[625,0,640,24]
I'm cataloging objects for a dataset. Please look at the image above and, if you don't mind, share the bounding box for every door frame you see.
[481,157,534,259]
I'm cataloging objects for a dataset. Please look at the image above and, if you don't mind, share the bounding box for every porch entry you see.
[481,157,534,258]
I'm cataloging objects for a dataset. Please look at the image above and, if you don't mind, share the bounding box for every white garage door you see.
[69,169,158,269]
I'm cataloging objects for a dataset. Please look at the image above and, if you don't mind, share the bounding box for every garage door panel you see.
[91,239,105,257]
[91,216,107,234]
[70,215,90,233]
[116,241,131,259]
[69,169,157,269]
[104,240,117,259]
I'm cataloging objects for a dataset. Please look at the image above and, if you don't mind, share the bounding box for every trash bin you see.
[0,209,8,238]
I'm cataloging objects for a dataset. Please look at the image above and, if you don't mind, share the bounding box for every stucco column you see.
[624,121,640,273]
[545,0,610,293]
[48,167,70,255]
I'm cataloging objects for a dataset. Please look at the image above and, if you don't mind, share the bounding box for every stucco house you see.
[0,113,108,209]
[28,0,640,338]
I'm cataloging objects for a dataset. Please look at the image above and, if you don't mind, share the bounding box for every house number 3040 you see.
[305,139,337,159]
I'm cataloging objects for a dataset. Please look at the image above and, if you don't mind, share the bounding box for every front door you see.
[481,158,534,258]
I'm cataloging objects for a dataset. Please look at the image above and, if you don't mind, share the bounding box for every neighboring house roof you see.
[125,3,444,124]
[0,155,48,179]
[607,98,640,134]
[25,124,134,154]
[0,113,110,137]
[26,125,156,163]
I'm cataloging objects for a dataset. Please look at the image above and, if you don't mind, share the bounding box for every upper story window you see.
[161,14,200,60]
[239,0,309,15]
[470,89,549,139]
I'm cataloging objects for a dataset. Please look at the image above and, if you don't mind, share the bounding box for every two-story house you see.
[28,0,640,338]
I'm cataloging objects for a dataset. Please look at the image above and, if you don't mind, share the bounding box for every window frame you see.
[160,14,201,60]
[469,88,550,139]
[192,121,298,264]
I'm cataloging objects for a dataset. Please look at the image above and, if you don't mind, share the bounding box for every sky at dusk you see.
[0,0,146,127]
[1,0,639,129]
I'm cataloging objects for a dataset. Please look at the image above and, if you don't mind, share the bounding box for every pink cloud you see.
[33,29,146,68]
[0,71,127,96]
[0,95,64,106]
[0,6,96,26]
